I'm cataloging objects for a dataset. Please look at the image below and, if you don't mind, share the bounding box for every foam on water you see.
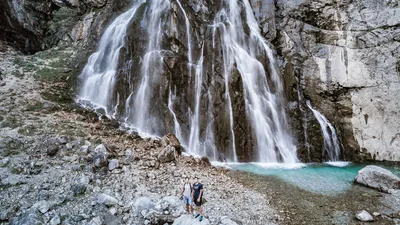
[325,161,351,167]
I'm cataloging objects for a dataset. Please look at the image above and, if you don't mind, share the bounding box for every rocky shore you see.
[0,47,277,225]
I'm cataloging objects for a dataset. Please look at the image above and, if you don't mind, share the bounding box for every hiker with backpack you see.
[181,177,193,215]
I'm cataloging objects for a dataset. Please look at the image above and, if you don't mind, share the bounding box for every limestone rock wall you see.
[2,0,399,162]
[269,0,400,162]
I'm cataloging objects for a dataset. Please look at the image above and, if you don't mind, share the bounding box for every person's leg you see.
[195,203,201,218]
[198,206,203,221]
[194,197,200,217]
[188,196,193,214]
[184,196,189,213]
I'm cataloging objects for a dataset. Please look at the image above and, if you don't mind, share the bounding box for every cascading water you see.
[306,100,341,161]
[296,77,311,161]
[78,0,144,113]
[212,0,297,163]
[128,0,171,135]
[78,0,299,163]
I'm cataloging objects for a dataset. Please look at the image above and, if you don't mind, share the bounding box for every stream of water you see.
[78,0,299,163]
[306,100,341,161]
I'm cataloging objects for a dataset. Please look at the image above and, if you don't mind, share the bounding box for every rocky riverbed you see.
[0,46,278,225]
[1,45,400,225]
[229,168,400,225]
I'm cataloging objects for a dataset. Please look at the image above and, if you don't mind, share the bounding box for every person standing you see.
[181,177,193,215]
[193,176,204,221]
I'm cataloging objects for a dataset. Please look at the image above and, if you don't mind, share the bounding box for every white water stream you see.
[306,100,341,161]
[78,1,144,113]
[78,0,299,163]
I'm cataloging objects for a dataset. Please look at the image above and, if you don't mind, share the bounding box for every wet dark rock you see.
[47,145,59,156]
[93,153,108,168]
[199,156,211,166]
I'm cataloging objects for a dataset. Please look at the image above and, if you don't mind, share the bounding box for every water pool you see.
[216,162,400,195]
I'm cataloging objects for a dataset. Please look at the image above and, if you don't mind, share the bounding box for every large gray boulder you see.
[10,209,44,225]
[133,197,155,212]
[97,194,118,206]
[161,134,182,154]
[355,210,374,222]
[158,146,176,163]
[355,165,400,193]
[219,216,240,225]
[172,215,210,225]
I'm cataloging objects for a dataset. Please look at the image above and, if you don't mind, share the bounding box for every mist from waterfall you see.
[306,100,341,162]
[77,0,299,163]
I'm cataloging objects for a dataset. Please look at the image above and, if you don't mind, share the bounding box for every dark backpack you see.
[182,183,193,192]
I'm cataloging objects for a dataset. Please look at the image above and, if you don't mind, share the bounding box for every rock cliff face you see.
[268,0,400,162]
[2,0,399,162]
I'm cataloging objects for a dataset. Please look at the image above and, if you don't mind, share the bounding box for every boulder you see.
[93,144,108,155]
[161,134,182,153]
[172,215,210,225]
[355,165,400,193]
[104,214,120,225]
[71,175,90,196]
[158,146,176,163]
[356,210,374,222]
[87,216,104,225]
[108,159,119,171]
[133,197,155,212]
[50,215,61,225]
[219,216,240,225]
[93,154,108,168]
[97,194,118,206]
[32,200,50,213]
[10,209,44,225]
[121,149,134,165]
[47,145,59,156]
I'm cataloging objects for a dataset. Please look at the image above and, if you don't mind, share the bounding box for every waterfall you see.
[212,0,297,163]
[168,87,183,144]
[296,77,311,161]
[78,0,299,163]
[129,0,171,135]
[188,46,205,157]
[78,0,144,113]
[306,101,341,161]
